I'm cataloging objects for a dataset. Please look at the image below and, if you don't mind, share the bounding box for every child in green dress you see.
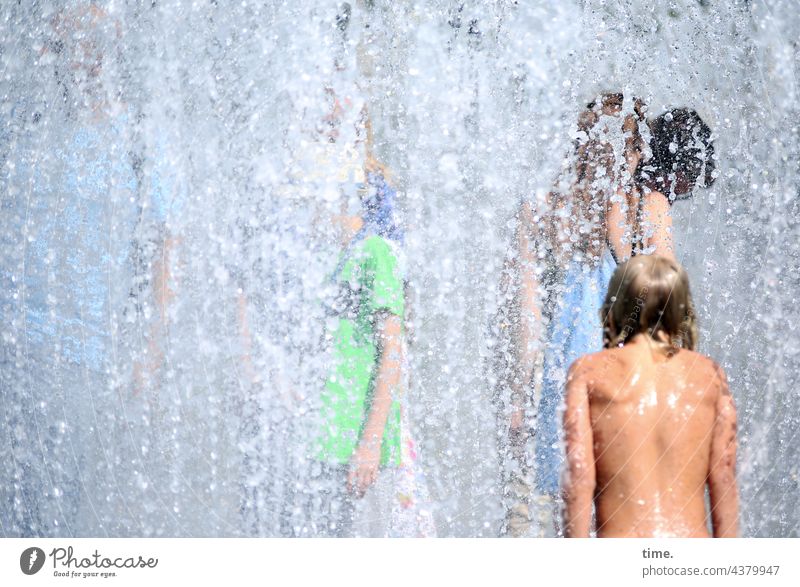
[314,153,406,535]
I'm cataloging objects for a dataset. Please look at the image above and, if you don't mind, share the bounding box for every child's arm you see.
[708,363,739,538]
[347,312,403,498]
[562,358,596,537]
[236,288,260,385]
[132,235,178,395]
[510,200,543,434]
[641,191,675,260]
[607,189,633,261]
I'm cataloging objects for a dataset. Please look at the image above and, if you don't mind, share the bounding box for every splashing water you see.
[0,0,798,538]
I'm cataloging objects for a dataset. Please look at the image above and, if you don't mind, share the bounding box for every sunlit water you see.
[1,0,798,537]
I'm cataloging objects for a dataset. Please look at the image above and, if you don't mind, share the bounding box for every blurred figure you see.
[494,98,721,537]
[563,255,738,538]
[636,108,717,256]
[236,62,435,534]
[266,2,435,537]
[308,100,434,537]
[491,198,545,537]
[0,3,179,536]
[495,93,654,536]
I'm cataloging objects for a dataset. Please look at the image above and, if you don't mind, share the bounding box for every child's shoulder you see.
[674,348,721,371]
[568,350,609,377]
[673,350,730,399]
[361,233,389,247]
[684,351,729,387]
[358,234,392,258]
[587,346,623,364]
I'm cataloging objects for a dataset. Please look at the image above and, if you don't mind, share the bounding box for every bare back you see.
[562,336,738,538]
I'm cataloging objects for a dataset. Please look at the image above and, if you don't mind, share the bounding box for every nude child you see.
[562,255,739,538]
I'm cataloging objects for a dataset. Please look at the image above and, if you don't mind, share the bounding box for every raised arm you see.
[348,312,402,498]
[708,364,739,538]
[562,358,596,537]
[641,191,675,260]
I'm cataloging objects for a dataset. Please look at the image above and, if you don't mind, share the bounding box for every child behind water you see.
[562,255,739,537]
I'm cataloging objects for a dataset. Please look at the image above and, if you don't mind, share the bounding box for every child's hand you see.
[240,353,262,387]
[509,407,530,461]
[510,407,525,433]
[347,442,381,499]
[132,360,147,397]
[131,345,164,397]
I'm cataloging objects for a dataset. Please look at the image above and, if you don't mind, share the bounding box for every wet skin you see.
[562,334,739,537]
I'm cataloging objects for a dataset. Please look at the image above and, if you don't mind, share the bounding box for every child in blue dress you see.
[514,96,717,536]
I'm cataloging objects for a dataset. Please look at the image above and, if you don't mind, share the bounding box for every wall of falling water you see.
[1,0,798,537]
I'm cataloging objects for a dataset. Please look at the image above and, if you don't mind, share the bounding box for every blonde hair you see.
[601,255,697,353]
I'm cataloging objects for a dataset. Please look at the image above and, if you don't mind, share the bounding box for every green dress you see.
[316,234,404,467]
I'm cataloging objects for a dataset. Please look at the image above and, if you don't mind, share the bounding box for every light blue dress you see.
[2,113,180,372]
[0,110,181,536]
[534,247,617,496]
